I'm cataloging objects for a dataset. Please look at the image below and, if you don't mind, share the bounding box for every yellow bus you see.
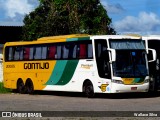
[3,34,155,97]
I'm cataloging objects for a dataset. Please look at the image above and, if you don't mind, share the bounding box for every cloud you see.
[100,0,125,14]
[114,12,160,35]
[4,0,35,18]
[0,0,39,26]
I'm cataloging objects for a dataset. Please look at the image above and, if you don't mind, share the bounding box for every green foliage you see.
[0,82,12,93]
[22,0,116,41]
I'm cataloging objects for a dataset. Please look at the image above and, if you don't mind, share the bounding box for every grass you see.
[0,82,12,93]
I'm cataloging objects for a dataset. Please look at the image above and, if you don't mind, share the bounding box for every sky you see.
[0,0,160,35]
[101,0,160,35]
[0,0,39,26]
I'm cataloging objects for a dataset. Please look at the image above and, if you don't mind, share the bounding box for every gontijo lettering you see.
[24,62,49,69]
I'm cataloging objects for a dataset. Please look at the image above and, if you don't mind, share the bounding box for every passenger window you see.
[72,45,77,58]
[14,47,20,60]
[62,45,69,59]
[34,47,42,59]
[48,46,56,59]
[42,47,47,59]
[8,47,13,61]
[79,44,87,59]
[24,47,30,60]
[19,47,23,60]
[57,46,62,59]
[88,44,93,58]
[29,47,34,60]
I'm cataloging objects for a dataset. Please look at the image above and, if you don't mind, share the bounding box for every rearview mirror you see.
[148,48,156,62]
[107,48,116,62]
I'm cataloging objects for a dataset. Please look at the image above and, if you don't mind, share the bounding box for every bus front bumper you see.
[110,83,149,93]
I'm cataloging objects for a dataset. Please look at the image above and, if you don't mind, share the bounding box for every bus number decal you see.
[6,65,15,68]
[24,62,49,69]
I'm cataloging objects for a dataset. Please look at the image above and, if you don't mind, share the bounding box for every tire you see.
[149,75,158,92]
[25,80,34,94]
[17,80,26,94]
[84,81,94,98]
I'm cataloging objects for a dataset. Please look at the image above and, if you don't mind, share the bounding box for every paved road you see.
[1,92,160,119]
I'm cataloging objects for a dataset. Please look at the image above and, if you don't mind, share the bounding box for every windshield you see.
[112,50,148,77]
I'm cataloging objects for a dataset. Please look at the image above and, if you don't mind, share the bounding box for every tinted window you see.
[5,40,93,61]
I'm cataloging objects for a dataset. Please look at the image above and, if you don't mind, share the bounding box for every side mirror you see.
[148,48,156,62]
[107,48,116,62]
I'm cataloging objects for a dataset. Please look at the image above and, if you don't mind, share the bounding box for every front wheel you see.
[84,81,94,98]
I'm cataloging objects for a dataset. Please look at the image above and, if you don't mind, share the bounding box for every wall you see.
[0,45,3,82]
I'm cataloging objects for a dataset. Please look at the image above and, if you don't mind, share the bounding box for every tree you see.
[22,0,116,41]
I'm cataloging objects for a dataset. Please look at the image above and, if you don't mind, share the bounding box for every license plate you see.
[131,87,137,90]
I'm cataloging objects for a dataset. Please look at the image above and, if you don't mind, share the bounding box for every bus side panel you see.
[64,60,97,92]
[44,59,108,93]
[44,60,79,91]
[3,62,18,89]
[3,61,57,90]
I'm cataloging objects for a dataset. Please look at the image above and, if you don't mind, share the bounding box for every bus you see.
[3,34,155,97]
[142,35,160,92]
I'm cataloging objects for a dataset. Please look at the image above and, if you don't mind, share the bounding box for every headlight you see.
[112,79,124,84]
[144,79,149,83]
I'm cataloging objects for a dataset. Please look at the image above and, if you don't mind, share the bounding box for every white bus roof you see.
[91,35,141,40]
[142,35,160,40]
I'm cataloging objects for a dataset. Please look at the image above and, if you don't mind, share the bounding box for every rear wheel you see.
[84,81,94,98]
[25,80,34,94]
[17,80,25,94]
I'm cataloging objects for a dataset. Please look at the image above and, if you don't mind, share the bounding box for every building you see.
[0,26,22,44]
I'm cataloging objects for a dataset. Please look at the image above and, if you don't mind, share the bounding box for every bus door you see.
[94,39,111,79]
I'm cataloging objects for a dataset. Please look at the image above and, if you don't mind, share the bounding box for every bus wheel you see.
[17,80,25,94]
[84,81,94,98]
[25,80,34,94]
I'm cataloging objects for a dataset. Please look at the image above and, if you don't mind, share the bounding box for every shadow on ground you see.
[20,90,160,99]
